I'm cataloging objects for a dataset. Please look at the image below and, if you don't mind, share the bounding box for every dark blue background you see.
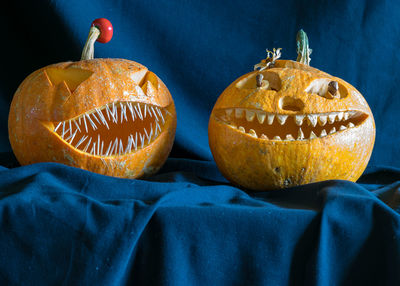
[1,0,400,285]
[2,0,400,164]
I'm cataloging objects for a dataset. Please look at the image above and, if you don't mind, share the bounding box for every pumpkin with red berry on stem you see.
[8,18,177,178]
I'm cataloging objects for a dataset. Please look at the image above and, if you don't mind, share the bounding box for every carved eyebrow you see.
[45,67,93,92]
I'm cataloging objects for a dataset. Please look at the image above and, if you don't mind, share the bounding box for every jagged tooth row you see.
[225,108,357,127]
[53,102,166,156]
[234,122,355,141]
[224,108,357,141]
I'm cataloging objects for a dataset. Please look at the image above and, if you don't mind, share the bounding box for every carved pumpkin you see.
[208,30,375,191]
[9,18,176,178]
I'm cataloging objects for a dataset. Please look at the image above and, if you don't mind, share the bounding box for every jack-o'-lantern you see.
[9,18,176,178]
[208,30,375,191]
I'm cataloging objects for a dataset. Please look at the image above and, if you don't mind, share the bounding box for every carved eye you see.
[124,69,159,97]
[236,71,282,91]
[46,68,93,92]
[305,78,348,99]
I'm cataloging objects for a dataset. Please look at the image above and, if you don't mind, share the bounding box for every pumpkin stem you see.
[81,26,101,60]
[296,29,312,65]
[254,48,282,71]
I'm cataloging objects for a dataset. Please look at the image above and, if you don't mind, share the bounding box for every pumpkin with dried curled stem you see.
[208,30,375,191]
[9,18,176,178]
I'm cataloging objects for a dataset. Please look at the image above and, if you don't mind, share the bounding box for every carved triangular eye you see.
[45,67,93,92]
[141,71,159,91]
[125,69,148,85]
[124,70,159,97]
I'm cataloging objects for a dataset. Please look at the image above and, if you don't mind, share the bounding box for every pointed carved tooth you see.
[349,111,357,117]
[295,115,305,126]
[285,134,295,141]
[140,133,145,149]
[90,143,96,155]
[339,125,346,131]
[329,127,336,134]
[135,104,143,120]
[82,116,88,133]
[347,122,355,128]
[246,110,255,121]
[320,129,327,137]
[235,108,244,118]
[69,120,72,137]
[143,104,147,118]
[97,135,101,155]
[91,112,101,125]
[307,114,318,127]
[225,109,233,117]
[83,137,92,153]
[86,114,97,130]
[150,106,158,121]
[156,107,165,124]
[256,111,266,124]
[73,119,81,132]
[75,135,88,149]
[148,125,153,144]
[112,103,118,123]
[238,126,245,132]
[127,102,135,121]
[297,128,304,140]
[337,112,344,121]
[54,122,62,133]
[344,112,349,121]
[328,114,336,124]
[144,127,149,140]
[309,131,317,139]
[67,129,78,144]
[260,134,268,139]
[277,114,288,125]
[119,139,124,155]
[105,140,113,156]
[120,103,128,122]
[62,122,66,138]
[267,114,275,125]
[318,115,327,126]
[273,136,281,140]
[249,129,257,137]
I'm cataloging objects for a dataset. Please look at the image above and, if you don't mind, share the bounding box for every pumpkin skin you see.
[9,58,176,178]
[208,59,375,191]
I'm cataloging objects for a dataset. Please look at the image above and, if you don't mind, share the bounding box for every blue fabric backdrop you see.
[1,0,400,285]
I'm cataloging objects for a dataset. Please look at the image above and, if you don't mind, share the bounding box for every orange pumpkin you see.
[208,30,375,191]
[8,19,176,178]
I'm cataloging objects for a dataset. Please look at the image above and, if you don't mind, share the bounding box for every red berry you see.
[91,18,113,43]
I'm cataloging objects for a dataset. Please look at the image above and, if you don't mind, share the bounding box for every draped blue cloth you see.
[1,0,400,284]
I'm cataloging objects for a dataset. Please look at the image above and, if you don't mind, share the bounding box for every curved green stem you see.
[296,29,312,65]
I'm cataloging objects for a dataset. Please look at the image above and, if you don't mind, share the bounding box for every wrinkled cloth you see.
[0,160,399,285]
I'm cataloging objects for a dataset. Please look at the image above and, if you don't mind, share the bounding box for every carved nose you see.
[279,96,305,112]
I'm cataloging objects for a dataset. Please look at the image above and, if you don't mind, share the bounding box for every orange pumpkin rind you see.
[208,30,375,191]
[8,20,176,179]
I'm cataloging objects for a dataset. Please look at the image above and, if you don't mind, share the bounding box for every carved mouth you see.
[214,108,368,141]
[49,101,171,156]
